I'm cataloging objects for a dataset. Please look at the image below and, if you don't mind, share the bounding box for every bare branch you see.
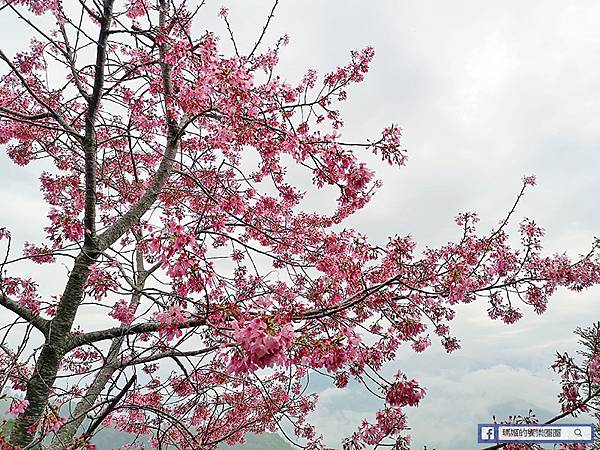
[120,345,219,367]
[82,0,115,248]
[0,106,52,121]
[84,373,137,438]
[68,317,207,349]
[0,293,49,336]
[249,0,279,59]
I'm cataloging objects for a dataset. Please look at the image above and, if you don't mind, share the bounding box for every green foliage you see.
[0,419,13,437]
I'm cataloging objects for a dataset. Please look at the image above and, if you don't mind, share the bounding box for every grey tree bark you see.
[8,0,182,446]
[47,252,148,450]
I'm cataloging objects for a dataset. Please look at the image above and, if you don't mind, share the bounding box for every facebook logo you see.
[482,427,495,440]
[478,424,497,443]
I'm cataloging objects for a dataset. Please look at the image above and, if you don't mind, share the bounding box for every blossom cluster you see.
[226,317,294,374]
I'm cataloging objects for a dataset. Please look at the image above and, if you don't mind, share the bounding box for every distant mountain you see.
[90,430,296,450]
[221,433,296,450]
[1,399,295,450]
[93,430,297,450]
[91,429,297,450]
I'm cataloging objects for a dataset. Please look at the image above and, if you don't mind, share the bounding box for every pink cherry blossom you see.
[7,399,29,416]
[226,318,295,374]
[588,354,600,384]
[109,300,136,325]
[385,377,426,407]
[154,305,190,341]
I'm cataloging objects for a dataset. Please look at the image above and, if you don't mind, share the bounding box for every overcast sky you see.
[259,2,600,448]
[1,1,600,449]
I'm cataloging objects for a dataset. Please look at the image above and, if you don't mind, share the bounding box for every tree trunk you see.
[49,268,146,450]
[48,337,123,450]
[9,252,97,447]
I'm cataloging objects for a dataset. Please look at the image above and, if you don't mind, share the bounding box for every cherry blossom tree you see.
[0,1,598,449]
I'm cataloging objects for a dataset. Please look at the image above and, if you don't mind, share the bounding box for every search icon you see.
[574,428,583,437]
